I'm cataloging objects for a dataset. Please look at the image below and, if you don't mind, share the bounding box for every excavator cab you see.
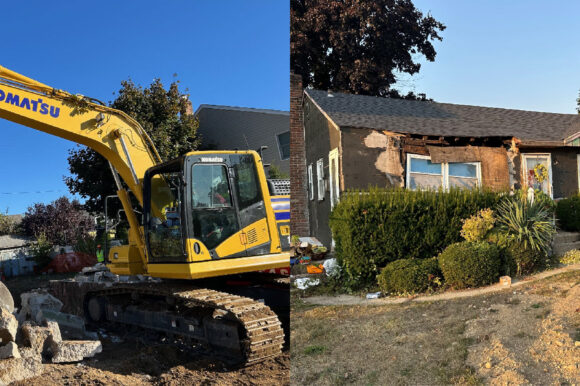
[114,150,288,279]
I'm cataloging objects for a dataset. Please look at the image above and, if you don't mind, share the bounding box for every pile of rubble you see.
[0,282,102,383]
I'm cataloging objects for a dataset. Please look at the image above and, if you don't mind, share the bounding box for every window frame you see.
[276,131,290,161]
[406,153,482,191]
[308,164,314,201]
[316,158,325,201]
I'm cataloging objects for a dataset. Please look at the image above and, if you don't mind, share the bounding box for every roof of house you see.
[306,89,580,143]
[0,235,30,250]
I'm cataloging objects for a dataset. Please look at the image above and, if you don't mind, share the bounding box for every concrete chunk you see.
[50,340,102,363]
[20,324,54,356]
[0,341,20,359]
[18,290,63,324]
[0,356,42,384]
[0,308,18,343]
[0,282,14,313]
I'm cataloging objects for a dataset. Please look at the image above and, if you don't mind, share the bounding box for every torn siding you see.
[341,128,404,189]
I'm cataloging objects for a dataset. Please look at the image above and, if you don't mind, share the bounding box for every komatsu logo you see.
[200,157,224,163]
[0,88,60,118]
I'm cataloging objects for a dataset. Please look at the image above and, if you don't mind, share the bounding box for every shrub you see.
[377,258,441,295]
[0,213,19,235]
[461,208,495,242]
[438,241,502,289]
[560,249,580,265]
[555,195,580,231]
[495,197,555,256]
[503,243,545,276]
[29,233,54,269]
[329,188,502,289]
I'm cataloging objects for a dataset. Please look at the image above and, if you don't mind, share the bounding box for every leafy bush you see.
[22,197,95,246]
[329,188,502,289]
[460,208,495,242]
[504,243,545,276]
[555,195,580,231]
[29,233,54,269]
[560,249,580,265]
[377,258,441,295]
[495,197,555,256]
[438,241,502,289]
[0,213,19,235]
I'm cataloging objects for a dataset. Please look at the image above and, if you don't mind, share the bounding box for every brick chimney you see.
[290,73,310,237]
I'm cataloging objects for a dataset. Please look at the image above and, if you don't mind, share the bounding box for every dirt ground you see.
[4,274,289,385]
[291,270,580,385]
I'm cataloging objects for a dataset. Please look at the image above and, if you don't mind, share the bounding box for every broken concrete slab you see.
[42,309,90,340]
[19,323,57,356]
[19,290,63,324]
[0,341,20,359]
[0,282,14,314]
[0,356,43,384]
[50,340,102,363]
[0,308,17,344]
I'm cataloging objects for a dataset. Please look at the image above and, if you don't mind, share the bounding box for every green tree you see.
[291,0,445,98]
[65,79,200,214]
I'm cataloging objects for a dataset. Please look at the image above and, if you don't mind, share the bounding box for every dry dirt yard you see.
[291,270,580,385]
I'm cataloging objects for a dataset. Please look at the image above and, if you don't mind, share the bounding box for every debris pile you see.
[0,282,102,383]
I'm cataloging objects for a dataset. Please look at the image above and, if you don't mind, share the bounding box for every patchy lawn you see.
[291,271,580,385]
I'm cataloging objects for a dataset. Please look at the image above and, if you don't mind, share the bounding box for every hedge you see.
[438,241,502,289]
[377,258,441,295]
[329,188,502,289]
[555,195,580,231]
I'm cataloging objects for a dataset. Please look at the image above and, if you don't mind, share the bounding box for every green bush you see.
[438,241,502,289]
[504,242,545,275]
[555,195,580,231]
[460,208,495,242]
[495,197,555,255]
[377,258,441,295]
[30,233,54,270]
[329,188,502,289]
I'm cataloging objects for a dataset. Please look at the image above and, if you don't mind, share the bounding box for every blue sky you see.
[0,1,289,214]
[397,0,580,114]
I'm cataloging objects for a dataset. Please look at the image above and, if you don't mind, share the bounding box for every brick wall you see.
[290,73,310,236]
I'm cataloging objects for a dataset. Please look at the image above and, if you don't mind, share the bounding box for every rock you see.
[20,323,58,356]
[18,290,63,324]
[0,282,14,313]
[0,308,18,343]
[0,356,43,384]
[0,342,20,359]
[485,362,492,369]
[50,340,102,363]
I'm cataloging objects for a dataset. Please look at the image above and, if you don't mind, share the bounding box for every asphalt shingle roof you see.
[306,89,580,142]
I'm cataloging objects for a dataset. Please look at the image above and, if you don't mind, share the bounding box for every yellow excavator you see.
[0,65,290,364]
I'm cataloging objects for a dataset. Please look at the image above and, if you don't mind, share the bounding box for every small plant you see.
[29,233,54,269]
[460,208,495,242]
[291,235,300,246]
[560,249,580,265]
[438,241,502,289]
[495,197,555,255]
[377,258,442,295]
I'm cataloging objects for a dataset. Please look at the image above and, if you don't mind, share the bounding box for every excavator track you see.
[50,280,285,365]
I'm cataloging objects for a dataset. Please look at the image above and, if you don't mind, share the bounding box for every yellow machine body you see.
[0,66,289,280]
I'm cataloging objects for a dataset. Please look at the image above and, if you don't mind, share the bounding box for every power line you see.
[0,189,67,195]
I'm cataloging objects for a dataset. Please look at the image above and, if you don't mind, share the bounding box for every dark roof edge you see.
[194,104,289,117]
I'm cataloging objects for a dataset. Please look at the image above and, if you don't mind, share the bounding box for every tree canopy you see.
[291,0,445,98]
[65,79,199,214]
[21,196,94,246]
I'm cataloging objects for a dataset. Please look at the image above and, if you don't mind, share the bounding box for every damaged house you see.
[295,89,580,247]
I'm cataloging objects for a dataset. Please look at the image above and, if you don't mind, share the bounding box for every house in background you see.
[195,105,290,176]
[293,88,580,247]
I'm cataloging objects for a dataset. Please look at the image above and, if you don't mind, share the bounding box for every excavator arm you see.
[0,65,162,269]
